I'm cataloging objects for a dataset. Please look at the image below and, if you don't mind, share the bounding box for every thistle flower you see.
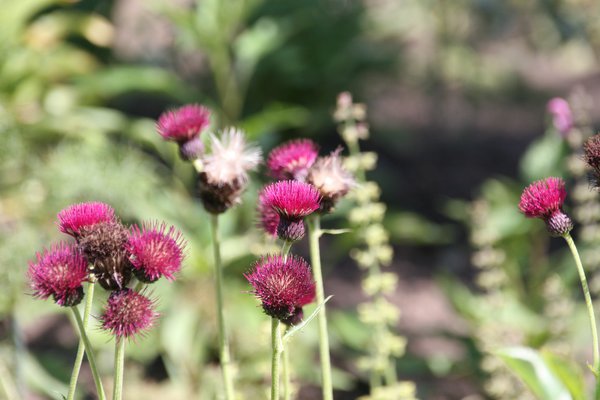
[584,134,600,186]
[127,222,186,283]
[198,128,262,214]
[519,177,573,236]
[267,139,319,181]
[28,243,88,307]
[307,147,355,212]
[78,221,133,290]
[157,104,211,160]
[57,202,116,239]
[260,180,321,241]
[100,289,158,339]
[547,97,573,137]
[245,254,315,324]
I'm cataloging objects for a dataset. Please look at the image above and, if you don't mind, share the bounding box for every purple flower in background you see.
[157,104,211,160]
[28,243,88,307]
[547,97,573,137]
[267,139,319,181]
[257,187,280,238]
[100,289,158,339]
[127,222,187,283]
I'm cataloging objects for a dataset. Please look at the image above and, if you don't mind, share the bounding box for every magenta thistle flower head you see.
[547,97,573,137]
[257,187,280,237]
[198,128,262,214]
[157,104,211,160]
[306,147,355,213]
[267,139,319,181]
[260,180,321,241]
[57,202,116,239]
[28,243,88,307]
[100,289,158,340]
[519,177,573,236]
[127,222,187,283]
[245,254,315,325]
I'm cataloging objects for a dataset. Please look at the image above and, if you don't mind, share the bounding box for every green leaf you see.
[498,346,572,400]
[519,130,567,182]
[541,350,586,400]
[283,295,333,341]
[321,228,352,236]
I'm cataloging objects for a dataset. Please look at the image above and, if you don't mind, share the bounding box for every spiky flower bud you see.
[547,97,573,137]
[307,148,355,213]
[519,177,573,236]
[245,254,315,324]
[28,243,88,307]
[100,289,158,339]
[78,221,133,290]
[260,180,321,241]
[198,128,262,214]
[57,202,116,239]
[266,139,319,181]
[127,222,186,283]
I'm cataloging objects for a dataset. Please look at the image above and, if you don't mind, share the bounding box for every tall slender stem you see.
[280,241,293,400]
[271,318,283,400]
[67,281,96,400]
[71,306,106,400]
[112,339,125,400]
[210,214,236,400]
[307,215,334,400]
[563,234,600,372]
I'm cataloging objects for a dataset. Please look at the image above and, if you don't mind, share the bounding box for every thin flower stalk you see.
[112,339,125,400]
[72,306,106,400]
[280,240,293,400]
[66,281,97,400]
[307,215,334,400]
[271,318,283,400]
[210,214,236,400]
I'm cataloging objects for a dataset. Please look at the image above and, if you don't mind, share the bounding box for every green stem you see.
[67,281,96,400]
[563,234,600,373]
[0,358,18,400]
[112,339,125,400]
[281,240,292,261]
[307,215,334,400]
[271,318,283,400]
[210,214,236,400]
[280,241,293,400]
[71,306,106,400]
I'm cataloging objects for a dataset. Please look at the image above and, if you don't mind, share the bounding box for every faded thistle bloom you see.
[77,220,133,291]
[198,128,262,214]
[58,202,116,239]
[100,289,158,339]
[260,180,321,241]
[127,222,186,283]
[307,147,355,213]
[519,177,573,236]
[157,104,211,160]
[245,254,315,325]
[267,139,319,181]
[547,98,573,137]
[28,243,88,307]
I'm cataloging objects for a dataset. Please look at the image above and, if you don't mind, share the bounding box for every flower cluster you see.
[519,177,573,237]
[28,202,186,339]
[245,254,315,325]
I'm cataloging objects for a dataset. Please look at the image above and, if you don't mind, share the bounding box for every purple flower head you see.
[267,139,319,181]
[519,177,572,236]
[28,243,88,307]
[127,222,187,283]
[245,254,315,324]
[157,104,211,143]
[57,202,116,239]
[260,181,321,241]
[306,147,355,213]
[547,97,573,137]
[100,289,158,340]
[257,187,280,237]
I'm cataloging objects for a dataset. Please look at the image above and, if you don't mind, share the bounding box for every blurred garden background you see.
[2,0,600,399]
